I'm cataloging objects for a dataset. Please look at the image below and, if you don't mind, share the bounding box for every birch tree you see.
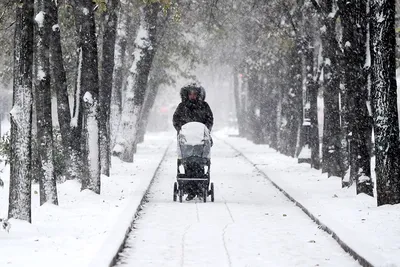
[110,1,135,147]
[8,0,34,222]
[113,3,159,162]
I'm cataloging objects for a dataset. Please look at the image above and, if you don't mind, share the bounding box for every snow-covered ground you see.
[116,138,360,267]
[0,134,172,267]
[0,129,399,266]
[217,129,400,267]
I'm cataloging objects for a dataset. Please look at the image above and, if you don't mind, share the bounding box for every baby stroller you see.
[173,122,215,202]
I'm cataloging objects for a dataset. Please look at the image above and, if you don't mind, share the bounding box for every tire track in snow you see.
[180,225,191,267]
[222,224,233,267]
[222,196,235,267]
[224,201,235,223]
[181,202,199,267]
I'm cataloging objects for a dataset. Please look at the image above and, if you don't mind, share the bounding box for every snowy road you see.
[115,140,360,267]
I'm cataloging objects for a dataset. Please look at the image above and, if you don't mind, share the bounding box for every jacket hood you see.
[180,83,206,102]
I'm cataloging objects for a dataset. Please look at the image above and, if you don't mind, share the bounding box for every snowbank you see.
[218,131,400,267]
[0,133,172,267]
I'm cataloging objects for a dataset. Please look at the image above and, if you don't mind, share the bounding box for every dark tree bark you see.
[100,0,120,176]
[306,14,321,169]
[370,0,400,205]
[35,0,58,205]
[290,50,304,158]
[277,64,292,155]
[8,0,34,222]
[308,77,320,169]
[74,0,101,193]
[319,0,345,178]
[281,1,319,164]
[49,0,74,180]
[113,3,159,162]
[303,5,320,168]
[339,0,373,196]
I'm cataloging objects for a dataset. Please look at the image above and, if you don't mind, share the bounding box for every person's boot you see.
[186,193,195,201]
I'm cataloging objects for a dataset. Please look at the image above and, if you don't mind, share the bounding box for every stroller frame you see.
[173,156,214,203]
[172,122,215,203]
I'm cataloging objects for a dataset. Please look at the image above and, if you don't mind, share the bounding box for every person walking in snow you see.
[173,83,214,201]
[172,83,214,133]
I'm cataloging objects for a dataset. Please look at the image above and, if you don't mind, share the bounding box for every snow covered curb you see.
[88,141,171,267]
[220,136,377,267]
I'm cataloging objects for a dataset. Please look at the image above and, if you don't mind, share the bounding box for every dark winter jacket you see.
[173,100,214,132]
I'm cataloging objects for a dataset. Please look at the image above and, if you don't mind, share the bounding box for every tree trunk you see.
[308,9,322,169]
[339,0,373,195]
[74,0,101,193]
[35,0,58,205]
[240,64,249,137]
[113,3,159,162]
[136,73,161,143]
[137,85,158,143]
[8,0,34,222]
[233,67,245,136]
[296,2,311,162]
[291,49,305,158]
[307,29,320,169]
[370,0,400,205]
[70,2,86,182]
[49,0,74,180]
[308,78,320,169]
[111,1,133,147]
[246,70,257,143]
[320,1,345,178]
[100,0,119,176]
[70,49,84,181]
[276,79,284,151]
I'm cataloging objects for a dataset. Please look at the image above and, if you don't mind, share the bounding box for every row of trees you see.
[211,0,400,206]
[4,0,205,223]
[2,0,400,225]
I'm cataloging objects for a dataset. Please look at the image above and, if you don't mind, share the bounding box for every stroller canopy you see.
[179,122,211,145]
[178,122,211,159]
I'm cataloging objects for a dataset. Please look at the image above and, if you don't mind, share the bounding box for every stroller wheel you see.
[173,182,178,202]
[210,183,214,202]
[179,189,183,203]
[202,188,207,203]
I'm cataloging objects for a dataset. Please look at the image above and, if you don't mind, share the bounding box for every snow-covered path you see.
[115,140,360,267]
